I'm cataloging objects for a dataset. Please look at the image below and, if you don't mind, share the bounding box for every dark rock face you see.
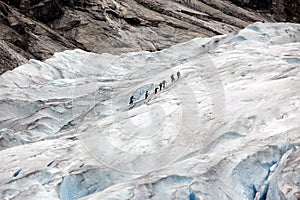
[283,0,300,21]
[31,0,64,23]
[0,0,299,74]
[229,0,300,22]
[229,0,272,9]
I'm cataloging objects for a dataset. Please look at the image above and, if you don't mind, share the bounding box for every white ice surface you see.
[0,22,300,200]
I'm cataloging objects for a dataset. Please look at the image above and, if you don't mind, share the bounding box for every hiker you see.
[159,82,163,91]
[145,91,149,99]
[171,74,175,82]
[177,71,181,79]
[162,80,166,88]
[129,95,135,105]
[154,87,159,94]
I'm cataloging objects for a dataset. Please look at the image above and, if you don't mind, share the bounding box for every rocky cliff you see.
[0,0,299,74]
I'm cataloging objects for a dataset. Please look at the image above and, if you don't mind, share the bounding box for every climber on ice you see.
[129,95,135,105]
[154,87,159,94]
[171,74,175,82]
[159,82,163,91]
[162,80,166,88]
[145,91,149,99]
[177,71,181,79]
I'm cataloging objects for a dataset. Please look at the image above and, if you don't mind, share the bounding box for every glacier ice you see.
[0,22,299,200]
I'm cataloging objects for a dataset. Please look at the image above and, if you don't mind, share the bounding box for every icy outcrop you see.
[0,23,299,200]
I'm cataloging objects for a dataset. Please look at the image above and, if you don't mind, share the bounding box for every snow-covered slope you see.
[0,22,299,200]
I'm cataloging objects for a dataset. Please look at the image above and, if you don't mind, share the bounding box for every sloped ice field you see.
[0,22,300,200]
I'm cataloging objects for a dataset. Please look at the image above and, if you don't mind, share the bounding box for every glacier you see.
[0,22,299,200]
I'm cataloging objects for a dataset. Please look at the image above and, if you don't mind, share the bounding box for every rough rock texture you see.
[0,0,299,74]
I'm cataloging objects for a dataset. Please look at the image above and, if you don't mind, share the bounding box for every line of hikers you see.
[129,71,181,105]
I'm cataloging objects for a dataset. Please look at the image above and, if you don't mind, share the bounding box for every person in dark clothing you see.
[129,95,135,105]
[145,91,149,99]
[171,74,175,82]
[159,82,163,91]
[177,71,181,79]
[162,80,166,88]
[154,87,159,94]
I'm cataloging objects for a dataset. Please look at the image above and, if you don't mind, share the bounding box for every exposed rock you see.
[229,0,300,22]
[0,0,299,74]
[30,0,64,23]
[0,40,27,74]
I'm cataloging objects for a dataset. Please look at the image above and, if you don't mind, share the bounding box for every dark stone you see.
[124,17,141,26]
[228,0,272,9]
[59,0,75,7]
[11,23,26,35]
[13,38,28,50]
[0,2,10,16]
[2,0,21,8]
[105,9,119,19]
[31,0,64,23]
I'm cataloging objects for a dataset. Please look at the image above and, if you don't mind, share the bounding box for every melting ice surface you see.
[0,23,300,200]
